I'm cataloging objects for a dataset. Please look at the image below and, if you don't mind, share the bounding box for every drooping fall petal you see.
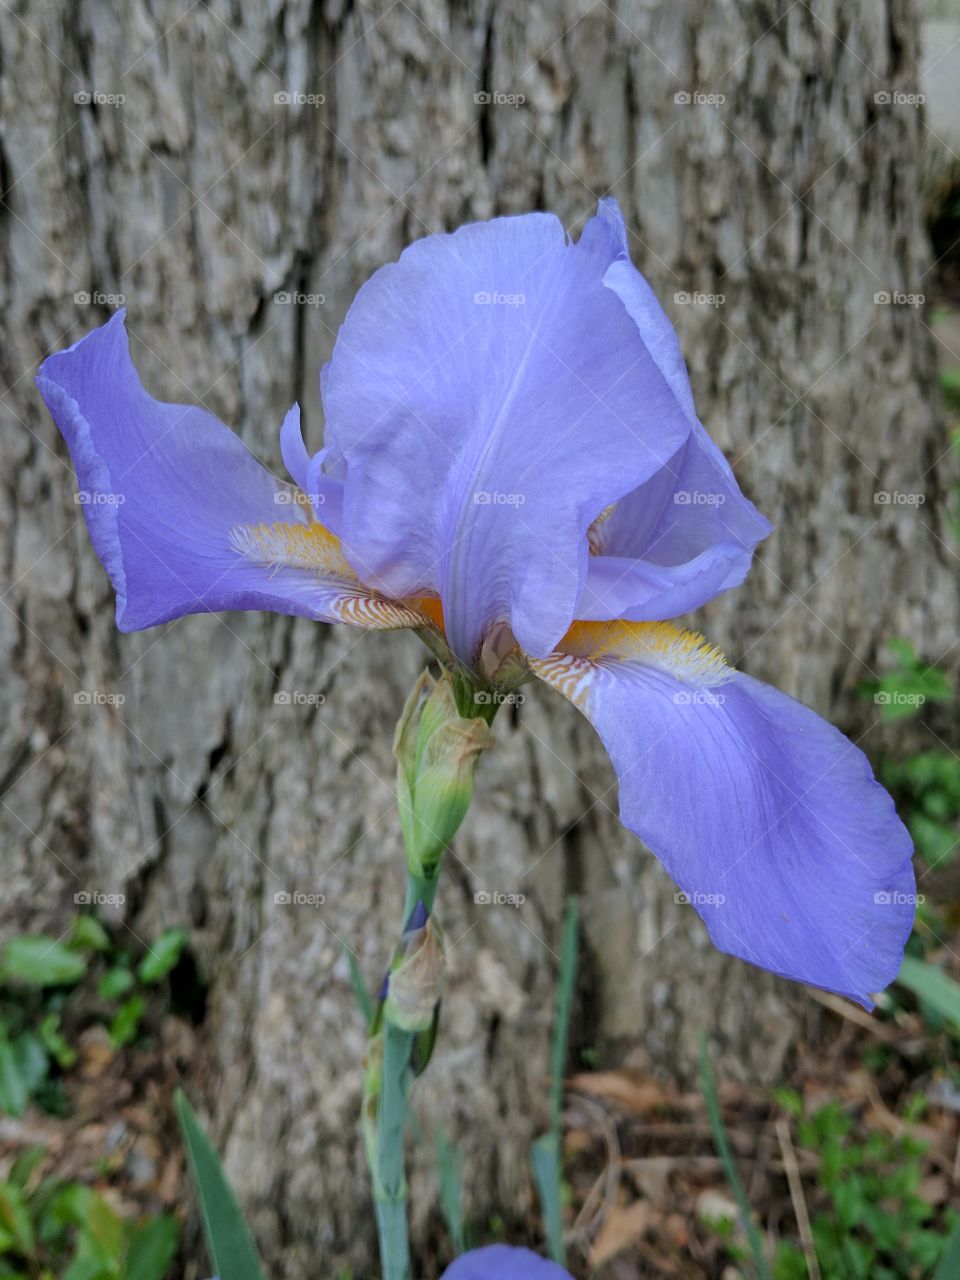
[531,620,915,1006]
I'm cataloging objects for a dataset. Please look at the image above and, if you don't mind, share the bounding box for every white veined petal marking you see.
[529,650,597,708]
[586,502,617,555]
[229,518,428,631]
[533,620,730,709]
[330,595,426,629]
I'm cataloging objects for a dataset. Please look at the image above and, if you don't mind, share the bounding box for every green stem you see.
[365,667,493,1279]
[368,868,443,1280]
[375,1019,414,1280]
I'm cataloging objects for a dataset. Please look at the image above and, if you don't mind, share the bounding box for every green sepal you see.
[411,1001,441,1077]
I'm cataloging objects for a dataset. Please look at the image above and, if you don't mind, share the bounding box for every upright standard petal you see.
[578,420,772,621]
[37,313,423,632]
[279,403,311,489]
[575,198,771,622]
[322,206,693,666]
[442,1246,573,1279]
[531,621,915,1006]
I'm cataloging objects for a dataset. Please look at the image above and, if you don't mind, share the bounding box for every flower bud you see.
[394,671,494,877]
[384,918,445,1033]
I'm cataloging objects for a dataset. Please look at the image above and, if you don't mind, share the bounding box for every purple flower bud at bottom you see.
[441,1244,574,1279]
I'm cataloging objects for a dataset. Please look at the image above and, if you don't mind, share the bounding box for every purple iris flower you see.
[37,198,915,1007]
[441,1245,572,1279]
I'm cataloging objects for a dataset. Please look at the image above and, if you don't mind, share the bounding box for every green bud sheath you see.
[384,918,445,1033]
[393,671,494,879]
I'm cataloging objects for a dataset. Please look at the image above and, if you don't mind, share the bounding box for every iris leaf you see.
[176,1090,266,1280]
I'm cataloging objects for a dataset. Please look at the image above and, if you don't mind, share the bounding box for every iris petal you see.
[532,620,915,1006]
[304,447,344,532]
[279,403,310,490]
[322,205,693,666]
[37,312,422,632]
[574,198,770,621]
[578,420,771,620]
[441,1245,573,1279]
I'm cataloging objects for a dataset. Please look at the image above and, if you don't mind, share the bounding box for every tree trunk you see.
[1,0,954,1275]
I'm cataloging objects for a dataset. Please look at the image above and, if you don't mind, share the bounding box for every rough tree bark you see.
[1,1,955,1275]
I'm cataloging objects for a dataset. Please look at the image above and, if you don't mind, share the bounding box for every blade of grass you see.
[549,899,579,1134]
[434,1124,465,1254]
[345,946,375,1026]
[176,1089,266,1280]
[698,1033,772,1280]
[897,955,960,1028]
[532,897,579,1266]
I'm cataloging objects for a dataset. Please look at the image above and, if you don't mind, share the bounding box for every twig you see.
[568,1093,621,1244]
[804,988,899,1040]
[776,1116,821,1280]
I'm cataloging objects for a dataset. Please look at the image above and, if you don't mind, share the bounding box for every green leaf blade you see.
[897,955,960,1027]
[137,930,188,985]
[1,937,87,987]
[176,1090,266,1280]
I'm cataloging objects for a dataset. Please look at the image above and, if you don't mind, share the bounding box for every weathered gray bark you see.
[1,1,956,1275]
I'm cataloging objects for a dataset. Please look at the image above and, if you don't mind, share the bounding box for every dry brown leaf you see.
[919,1175,951,1205]
[568,1070,669,1113]
[589,1199,658,1268]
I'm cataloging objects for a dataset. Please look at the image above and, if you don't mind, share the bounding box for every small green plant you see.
[858,639,953,724]
[940,368,960,416]
[880,749,960,867]
[0,1147,177,1279]
[0,918,190,1117]
[770,1094,958,1280]
[858,643,958,868]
